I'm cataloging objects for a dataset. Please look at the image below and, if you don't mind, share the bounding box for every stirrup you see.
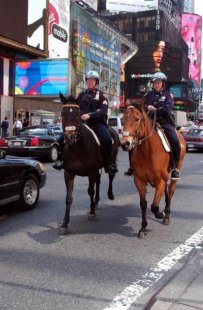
[171,168,180,180]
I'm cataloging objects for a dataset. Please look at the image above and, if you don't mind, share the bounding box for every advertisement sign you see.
[48,0,70,58]
[106,0,158,13]
[0,0,46,51]
[181,13,202,86]
[15,59,68,96]
[27,0,47,50]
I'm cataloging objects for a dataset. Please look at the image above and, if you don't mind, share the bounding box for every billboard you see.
[48,0,70,58]
[127,41,182,81]
[181,13,202,86]
[15,59,68,96]
[106,0,158,13]
[0,0,46,51]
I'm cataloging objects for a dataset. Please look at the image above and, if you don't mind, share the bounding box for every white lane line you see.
[103,226,203,310]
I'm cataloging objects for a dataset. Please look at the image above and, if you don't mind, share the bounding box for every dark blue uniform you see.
[76,88,112,161]
[144,88,180,167]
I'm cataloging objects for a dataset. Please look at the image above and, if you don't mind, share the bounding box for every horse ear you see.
[59,91,66,104]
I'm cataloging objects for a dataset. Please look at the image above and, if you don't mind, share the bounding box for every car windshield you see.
[19,128,47,136]
[187,129,203,135]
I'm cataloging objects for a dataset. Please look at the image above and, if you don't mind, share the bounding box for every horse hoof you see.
[155,211,165,220]
[108,193,114,200]
[58,226,69,235]
[138,230,147,238]
[163,218,170,225]
[88,213,96,220]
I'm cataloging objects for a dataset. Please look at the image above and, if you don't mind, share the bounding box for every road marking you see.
[103,226,203,310]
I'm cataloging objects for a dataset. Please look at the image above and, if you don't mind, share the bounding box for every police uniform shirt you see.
[77,89,108,123]
[144,88,174,117]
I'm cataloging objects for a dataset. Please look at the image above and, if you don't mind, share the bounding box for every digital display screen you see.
[15,59,68,96]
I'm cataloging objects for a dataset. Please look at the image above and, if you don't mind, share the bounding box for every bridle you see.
[123,106,157,149]
[62,103,84,145]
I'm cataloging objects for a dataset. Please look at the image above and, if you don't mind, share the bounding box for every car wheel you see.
[18,174,39,211]
[49,145,59,162]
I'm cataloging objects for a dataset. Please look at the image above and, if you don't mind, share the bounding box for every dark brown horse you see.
[58,93,119,235]
[120,104,186,238]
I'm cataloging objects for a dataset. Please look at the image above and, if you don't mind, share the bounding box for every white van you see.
[107,116,123,140]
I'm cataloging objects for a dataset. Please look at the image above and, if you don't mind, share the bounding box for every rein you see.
[124,107,157,148]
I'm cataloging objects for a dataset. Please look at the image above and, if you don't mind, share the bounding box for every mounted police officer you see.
[144,72,181,180]
[53,70,118,175]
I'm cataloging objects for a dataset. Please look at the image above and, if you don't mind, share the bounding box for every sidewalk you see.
[146,246,203,310]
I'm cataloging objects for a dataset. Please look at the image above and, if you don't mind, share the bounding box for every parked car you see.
[48,125,63,138]
[178,124,197,135]
[107,116,123,140]
[183,128,203,152]
[0,150,46,210]
[0,125,60,162]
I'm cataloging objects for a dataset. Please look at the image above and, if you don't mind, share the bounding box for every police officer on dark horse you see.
[53,70,118,175]
[144,72,181,180]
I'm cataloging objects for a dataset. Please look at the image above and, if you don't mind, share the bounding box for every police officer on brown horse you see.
[53,70,118,175]
[144,72,181,180]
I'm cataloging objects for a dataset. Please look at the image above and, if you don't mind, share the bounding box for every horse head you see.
[60,92,81,144]
[120,104,145,151]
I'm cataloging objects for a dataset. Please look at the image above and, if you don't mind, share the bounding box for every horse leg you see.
[107,173,115,200]
[151,181,166,220]
[95,172,101,208]
[163,181,177,225]
[59,172,75,235]
[134,178,148,238]
[87,175,97,220]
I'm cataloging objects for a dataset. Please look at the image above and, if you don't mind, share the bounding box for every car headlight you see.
[36,162,45,173]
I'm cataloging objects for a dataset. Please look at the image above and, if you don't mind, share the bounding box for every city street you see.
[0,149,203,310]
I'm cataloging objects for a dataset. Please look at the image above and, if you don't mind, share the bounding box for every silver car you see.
[183,128,203,152]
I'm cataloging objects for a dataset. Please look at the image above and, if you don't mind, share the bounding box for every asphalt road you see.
[0,149,203,310]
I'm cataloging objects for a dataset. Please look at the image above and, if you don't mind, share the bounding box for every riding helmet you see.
[85,71,100,84]
[151,72,167,82]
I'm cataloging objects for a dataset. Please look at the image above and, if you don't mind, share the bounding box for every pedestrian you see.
[144,72,181,180]
[13,118,22,135]
[23,118,29,128]
[1,116,9,137]
[53,70,118,175]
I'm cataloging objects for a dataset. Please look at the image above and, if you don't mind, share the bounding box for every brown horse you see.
[120,104,186,238]
[58,93,119,235]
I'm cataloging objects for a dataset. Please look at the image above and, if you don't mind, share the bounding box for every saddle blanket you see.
[84,124,114,146]
[156,128,171,152]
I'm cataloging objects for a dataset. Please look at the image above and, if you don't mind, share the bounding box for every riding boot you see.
[52,160,64,170]
[103,157,118,175]
[124,167,133,176]
[171,147,181,180]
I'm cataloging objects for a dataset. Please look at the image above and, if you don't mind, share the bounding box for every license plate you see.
[188,144,194,148]
[8,141,24,147]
